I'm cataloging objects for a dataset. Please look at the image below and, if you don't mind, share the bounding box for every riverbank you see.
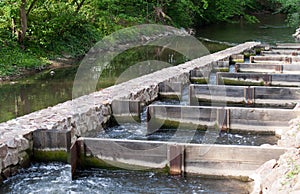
[0,38,229,83]
[251,115,300,193]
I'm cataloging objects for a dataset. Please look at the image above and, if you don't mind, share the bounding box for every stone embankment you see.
[251,116,300,194]
[0,42,260,183]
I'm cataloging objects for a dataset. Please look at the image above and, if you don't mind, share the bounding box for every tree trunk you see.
[19,0,27,45]
[75,0,86,13]
[11,17,16,36]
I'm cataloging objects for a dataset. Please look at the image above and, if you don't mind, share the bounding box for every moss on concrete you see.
[113,115,141,124]
[190,78,208,84]
[158,94,181,101]
[33,149,69,163]
[222,79,264,86]
[232,59,244,63]
[80,155,170,174]
[216,68,229,72]
[152,118,208,131]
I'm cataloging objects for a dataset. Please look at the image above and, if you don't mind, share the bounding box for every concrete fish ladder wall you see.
[71,138,287,180]
[146,105,298,134]
[0,42,260,183]
[190,84,300,108]
[216,72,300,87]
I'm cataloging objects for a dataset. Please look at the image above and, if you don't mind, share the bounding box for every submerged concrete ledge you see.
[0,42,260,182]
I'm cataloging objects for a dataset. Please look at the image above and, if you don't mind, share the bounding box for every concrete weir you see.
[217,72,300,87]
[0,42,260,182]
[235,63,300,74]
[71,138,287,179]
[146,105,297,134]
[190,84,300,108]
[250,55,300,63]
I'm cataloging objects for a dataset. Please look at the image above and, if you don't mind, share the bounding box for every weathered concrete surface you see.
[250,55,300,63]
[147,105,297,134]
[158,82,183,100]
[184,144,286,178]
[0,41,260,182]
[190,84,300,108]
[235,63,300,74]
[72,138,286,180]
[111,99,141,123]
[189,60,230,84]
[262,50,300,56]
[217,72,300,87]
[275,43,300,49]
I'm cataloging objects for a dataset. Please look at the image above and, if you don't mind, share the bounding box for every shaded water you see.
[0,46,186,123]
[0,163,250,194]
[197,14,295,44]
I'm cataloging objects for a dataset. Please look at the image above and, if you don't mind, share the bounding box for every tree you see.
[272,0,300,27]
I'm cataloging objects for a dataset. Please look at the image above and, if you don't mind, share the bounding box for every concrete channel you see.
[2,41,300,193]
[216,72,300,87]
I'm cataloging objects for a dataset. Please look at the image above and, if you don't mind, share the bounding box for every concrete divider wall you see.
[236,63,300,74]
[0,42,260,182]
[261,50,300,55]
[275,43,300,49]
[217,72,300,87]
[71,138,287,179]
[190,84,246,105]
[158,82,183,99]
[190,84,300,108]
[250,55,300,63]
[189,60,230,84]
[147,105,298,134]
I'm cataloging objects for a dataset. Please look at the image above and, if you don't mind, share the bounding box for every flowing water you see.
[0,162,250,194]
[0,14,292,193]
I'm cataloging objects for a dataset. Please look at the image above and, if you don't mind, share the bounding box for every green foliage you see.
[197,0,259,25]
[272,0,300,27]
[0,0,272,77]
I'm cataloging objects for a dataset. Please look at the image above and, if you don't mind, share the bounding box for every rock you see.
[0,158,2,173]
[6,138,18,149]
[18,151,30,168]
[293,28,300,41]
[2,167,11,179]
[0,144,8,158]
[296,133,300,148]
[3,150,19,168]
